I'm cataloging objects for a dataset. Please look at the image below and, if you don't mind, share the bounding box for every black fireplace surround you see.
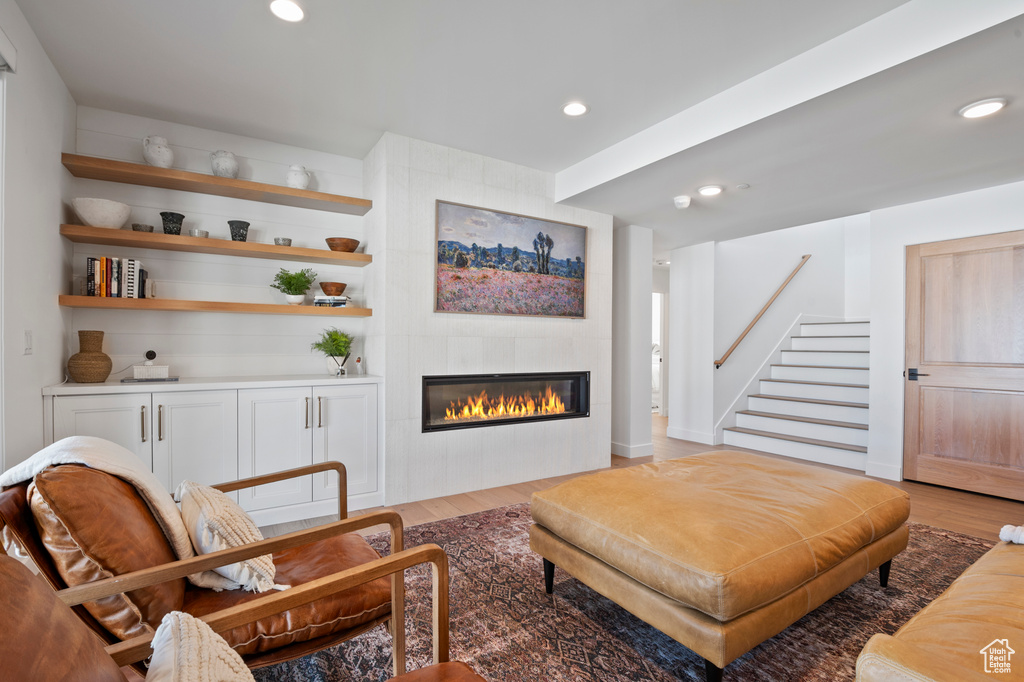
[422,371,590,432]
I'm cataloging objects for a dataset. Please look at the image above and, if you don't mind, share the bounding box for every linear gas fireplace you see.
[422,371,590,432]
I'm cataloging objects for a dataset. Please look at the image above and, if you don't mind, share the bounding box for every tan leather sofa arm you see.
[857,634,992,682]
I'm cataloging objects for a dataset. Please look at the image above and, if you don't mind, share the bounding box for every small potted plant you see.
[271,267,317,305]
[311,327,352,375]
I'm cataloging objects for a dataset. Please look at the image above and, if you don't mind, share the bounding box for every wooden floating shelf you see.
[59,295,372,317]
[62,153,373,216]
[61,224,372,267]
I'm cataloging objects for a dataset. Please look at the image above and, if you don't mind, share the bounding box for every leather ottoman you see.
[530,451,910,681]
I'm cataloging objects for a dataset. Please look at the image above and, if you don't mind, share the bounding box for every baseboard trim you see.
[865,460,902,481]
[666,427,715,444]
[611,441,654,458]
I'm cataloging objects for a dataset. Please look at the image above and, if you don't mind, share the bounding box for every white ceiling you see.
[16,0,1024,258]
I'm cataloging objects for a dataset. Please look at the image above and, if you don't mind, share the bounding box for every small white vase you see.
[142,136,174,168]
[286,164,311,190]
[326,356,346,376]
[210,150,239,178]
[284,293,305,305]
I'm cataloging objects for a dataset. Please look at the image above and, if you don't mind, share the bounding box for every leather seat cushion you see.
[394,662,487,681]
[531,450,910,621]
[28,465,185,639]
[875,541,1024,674]
[183,531,392,656]
[0,554,129,682]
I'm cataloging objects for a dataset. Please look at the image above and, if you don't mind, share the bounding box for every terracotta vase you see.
[67,330,112,383]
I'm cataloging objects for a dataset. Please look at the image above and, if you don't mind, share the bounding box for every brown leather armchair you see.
[0,460,436,676]
[0,542,485,681]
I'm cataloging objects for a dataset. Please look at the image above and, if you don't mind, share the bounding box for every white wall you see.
[365,133,613,504]
[0,0,76,468]
[667,242,715,443]
[844,213,871,318]
[611,225,653,457]
[67,108,369,379]
[866,179,1024,481]
[712,219,847,422]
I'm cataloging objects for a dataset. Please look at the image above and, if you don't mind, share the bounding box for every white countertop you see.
[43,373,382,396]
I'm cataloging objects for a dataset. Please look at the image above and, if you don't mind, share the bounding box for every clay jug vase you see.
[210,150,239,178]
[142,136,174,168]
[286,164,311,190]
[67,330,112,383]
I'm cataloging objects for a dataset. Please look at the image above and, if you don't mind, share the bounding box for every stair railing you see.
[714,254,811,369]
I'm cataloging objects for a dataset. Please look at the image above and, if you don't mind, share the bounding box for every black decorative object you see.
[159,211,184,235]
[228,220,250,242]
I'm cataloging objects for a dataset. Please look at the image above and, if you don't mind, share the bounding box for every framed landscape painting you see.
[434,200,587,318]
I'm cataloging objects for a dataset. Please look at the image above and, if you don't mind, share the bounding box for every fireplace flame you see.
[444,386,566,422]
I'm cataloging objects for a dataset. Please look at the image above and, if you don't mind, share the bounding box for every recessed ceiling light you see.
[563,102,588,117]
[673,195,691,209]
[698,185,723,197]
[270,0,304,22]
[958,97,1007,118]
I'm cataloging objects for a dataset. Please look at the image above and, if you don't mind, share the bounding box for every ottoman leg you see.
[543,558,555,594]
[704,659,723,682]
[879,559,892,588]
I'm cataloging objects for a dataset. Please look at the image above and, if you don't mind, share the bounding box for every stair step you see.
[748,395,868,424]
[800,321,870,337]
[790,335,870,351]
[761,379,869,389]
[723,427,867,453]
[780,350,870,368]
[749,394,867,409]
[737,410,867,430]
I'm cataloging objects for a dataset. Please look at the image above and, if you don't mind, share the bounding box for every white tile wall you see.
[365,134,613,504]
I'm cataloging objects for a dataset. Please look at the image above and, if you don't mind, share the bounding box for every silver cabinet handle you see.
[141,405,147,443]
[318,396,323,428]
[158,405,164,441]
[305,397,310,429]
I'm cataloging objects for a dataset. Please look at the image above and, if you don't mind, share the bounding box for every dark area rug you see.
[253,504,993,681]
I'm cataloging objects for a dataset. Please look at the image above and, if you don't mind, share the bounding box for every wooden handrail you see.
[714,254,811,369]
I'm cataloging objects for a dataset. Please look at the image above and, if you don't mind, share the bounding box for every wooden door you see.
[151,390,237,495]
[904,230,1024,500]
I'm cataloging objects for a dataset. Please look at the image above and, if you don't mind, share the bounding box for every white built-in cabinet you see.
[43,376,382,525]
[237,384,378,512]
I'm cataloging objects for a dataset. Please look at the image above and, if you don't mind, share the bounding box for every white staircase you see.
[723,321,869,470]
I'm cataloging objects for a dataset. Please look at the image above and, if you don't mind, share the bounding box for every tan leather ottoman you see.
[530,451,910,681]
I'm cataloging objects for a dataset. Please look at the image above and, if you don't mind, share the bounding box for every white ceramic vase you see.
[284,293,305,306]
[326,356,346,376]
[142,136,174,168]
[210,150,239,178]
[286,164,311,190]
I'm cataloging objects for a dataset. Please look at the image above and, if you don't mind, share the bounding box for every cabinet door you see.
[237,388,313,511]
[52,394,152,470]
[151,391,237,493]
[313,384,378,500]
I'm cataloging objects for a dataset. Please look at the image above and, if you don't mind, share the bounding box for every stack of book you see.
[86,257,153,298]
[313,295,348,307]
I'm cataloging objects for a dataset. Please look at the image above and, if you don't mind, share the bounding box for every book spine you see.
[113,257,121,298]
[99,257,106,297]
[125,259,137,299]
[86,257,96,296]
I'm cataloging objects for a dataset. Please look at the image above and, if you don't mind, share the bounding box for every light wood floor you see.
[263,415,1024,542]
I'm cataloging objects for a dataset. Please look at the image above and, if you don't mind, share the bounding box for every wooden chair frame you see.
[1,461,427,676]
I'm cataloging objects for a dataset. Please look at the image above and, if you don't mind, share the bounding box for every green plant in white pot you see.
[311,327,352,375]
[271,267,317,305]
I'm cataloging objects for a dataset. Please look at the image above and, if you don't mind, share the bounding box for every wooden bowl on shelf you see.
[325,237,359,253]
[319,282,347,296]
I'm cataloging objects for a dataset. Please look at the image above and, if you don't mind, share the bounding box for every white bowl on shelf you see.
[72,198,131,229]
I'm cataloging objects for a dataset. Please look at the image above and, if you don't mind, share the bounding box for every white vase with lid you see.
[210,150,239,178]
[286,164,311,190]
[142,136,174,168]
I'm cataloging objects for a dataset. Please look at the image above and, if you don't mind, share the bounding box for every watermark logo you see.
[981,639,1015,674]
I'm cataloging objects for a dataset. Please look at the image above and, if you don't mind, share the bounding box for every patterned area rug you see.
[253,504,993,681]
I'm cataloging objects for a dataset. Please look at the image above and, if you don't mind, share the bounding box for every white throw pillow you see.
[175,480,278,593]
[148,611,254,682]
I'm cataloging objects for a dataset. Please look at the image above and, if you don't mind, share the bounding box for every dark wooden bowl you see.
[319,282,347,296]
[325,237,359,252]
